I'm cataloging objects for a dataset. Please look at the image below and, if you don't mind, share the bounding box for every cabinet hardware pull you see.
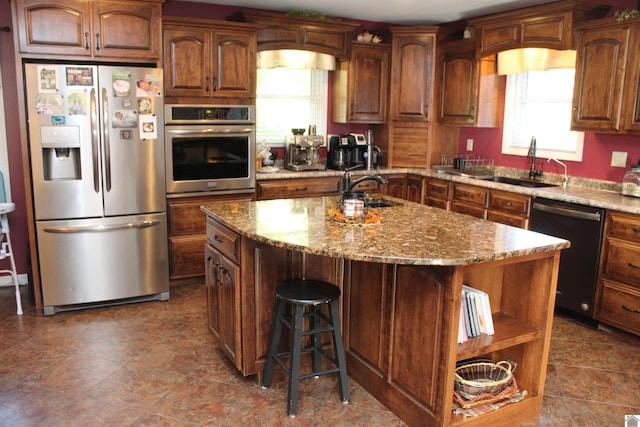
[214,235,223,243]
[212,76,217,92]
[295,187,308,191]
[95,33,100,51]
[84,32,90,50]
[502,201,513,207]
[622,304,640,313]
[205,76,210,92]
[633,227,640,233]
[350,104,354,116]
[628,262,640,269]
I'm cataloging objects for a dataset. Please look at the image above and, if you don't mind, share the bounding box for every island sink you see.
[365,198,403,208]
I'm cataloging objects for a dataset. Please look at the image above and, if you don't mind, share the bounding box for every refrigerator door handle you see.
[102,87,112,192]
[42,219,162,234]
[90,88,100,193]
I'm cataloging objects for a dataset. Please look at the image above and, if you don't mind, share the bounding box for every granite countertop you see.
[202,196,569,266]
[257,166,640,215]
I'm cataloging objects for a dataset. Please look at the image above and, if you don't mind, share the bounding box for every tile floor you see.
[0,283,639,426]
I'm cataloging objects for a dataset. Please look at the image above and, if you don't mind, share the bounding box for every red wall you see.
[0,0,29,279]
[458,0,640,183]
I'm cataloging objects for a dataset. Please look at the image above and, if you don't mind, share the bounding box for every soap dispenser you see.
[622,160,640,197]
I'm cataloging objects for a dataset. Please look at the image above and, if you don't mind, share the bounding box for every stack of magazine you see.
[458,284,495,344]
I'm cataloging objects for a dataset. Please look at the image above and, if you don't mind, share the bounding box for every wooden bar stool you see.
[262,278,349,417]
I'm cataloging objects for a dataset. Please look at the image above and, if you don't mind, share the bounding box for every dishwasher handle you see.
[532,202,602,222]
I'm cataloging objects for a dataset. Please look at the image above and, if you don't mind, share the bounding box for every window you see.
[502,68,583,161]
[256,68,328,145]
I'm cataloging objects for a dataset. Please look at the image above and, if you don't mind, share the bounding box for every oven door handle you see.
[166,128,254,135]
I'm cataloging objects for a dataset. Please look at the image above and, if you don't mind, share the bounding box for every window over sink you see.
[256,68,328,145]
[500,49,584,162]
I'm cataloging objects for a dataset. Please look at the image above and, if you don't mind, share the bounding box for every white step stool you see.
[0,202,23,315]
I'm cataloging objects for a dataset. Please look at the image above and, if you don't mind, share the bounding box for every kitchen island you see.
[201,196,569,426]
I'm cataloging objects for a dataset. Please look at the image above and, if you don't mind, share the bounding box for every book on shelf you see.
[458,285,495,343]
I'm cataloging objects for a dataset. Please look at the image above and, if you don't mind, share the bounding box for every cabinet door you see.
[212,31,257,98]
[333,44,390,123]
[92,0,161,60]
[622,25,640,133]
[390,33,435,122]
[164,28,212,97]
[572,27,628,132]
[217,251,242,368]
[169,235,207,279]
[439,49,478,125]
[15,0,91,56]
[405,175,424,204]
[205,243,220,338]
[382,175,406,199]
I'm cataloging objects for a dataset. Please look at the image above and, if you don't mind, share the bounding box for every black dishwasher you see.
[529,198,605,319]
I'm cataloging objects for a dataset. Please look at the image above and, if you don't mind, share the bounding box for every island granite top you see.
[202,196,569,266]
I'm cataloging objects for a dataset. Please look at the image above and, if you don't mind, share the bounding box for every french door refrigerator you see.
[24,63,169,315]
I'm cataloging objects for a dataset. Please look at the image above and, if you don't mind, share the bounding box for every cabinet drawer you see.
[350,178,380,193]
[451,202,486,219]
[487,210,528,228]
[257,177,341,200]
[596,279,640,335]
[489,190,530,215]
[452,183,488,206]
[169,235,207,279]
[426,198,450,210]
[601,239,640,287]
[427,179,450,199]
[206,218,240,263]
[607,211,640,245]
[168,201,208,235]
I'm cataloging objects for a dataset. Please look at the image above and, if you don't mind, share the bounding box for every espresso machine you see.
[285,135,326,171]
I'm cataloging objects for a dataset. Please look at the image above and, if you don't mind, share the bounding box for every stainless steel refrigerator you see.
[24,63,169,315]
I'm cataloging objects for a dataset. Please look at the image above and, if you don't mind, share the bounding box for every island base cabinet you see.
[343,252,560,427]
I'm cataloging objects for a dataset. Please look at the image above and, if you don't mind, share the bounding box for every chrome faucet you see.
[343,170,387,191]
[547,158,568,188]
[528,137,543,180]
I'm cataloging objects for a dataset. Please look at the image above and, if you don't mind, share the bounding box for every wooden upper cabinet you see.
[468,0,609,57]
[91,1,161,60]
[332,43,391,123]
[437,39,504,127]
[229,10,359,59]
[14,0,162,61]
[390,27,437,123]
[571,18,640,134]
[163,18,258,99]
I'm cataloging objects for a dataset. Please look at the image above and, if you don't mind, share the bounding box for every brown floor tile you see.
[2,284,640,426]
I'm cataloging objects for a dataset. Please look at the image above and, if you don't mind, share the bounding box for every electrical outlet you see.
[611,151,628,167]
[466,139,473,151]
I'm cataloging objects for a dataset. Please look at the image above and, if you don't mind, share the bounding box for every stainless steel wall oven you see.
[165,105,256,195]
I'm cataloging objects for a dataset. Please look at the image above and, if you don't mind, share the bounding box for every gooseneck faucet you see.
[528,136,543,179]
[547,158,568,188]
[343,169,387,191]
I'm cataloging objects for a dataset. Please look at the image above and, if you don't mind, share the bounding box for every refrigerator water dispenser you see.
[41,126,81,180]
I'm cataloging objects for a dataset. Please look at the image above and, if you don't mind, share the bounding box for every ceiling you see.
[190,0,557,25]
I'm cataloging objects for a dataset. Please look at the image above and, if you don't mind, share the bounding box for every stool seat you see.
[263,278,349,417]
[276,279,340,306]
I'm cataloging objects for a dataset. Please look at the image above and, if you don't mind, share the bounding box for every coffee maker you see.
[285,135,326,171]
[327,134,356,170]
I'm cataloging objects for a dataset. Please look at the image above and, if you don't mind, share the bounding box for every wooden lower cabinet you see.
[168,193,253,282]
[487,189,531,229]
[451,183,488,219]
[595,211,640,335]
[426,178,452,209]
[204,214,559,426]
[405,174,425,204]
[381,174,407,199]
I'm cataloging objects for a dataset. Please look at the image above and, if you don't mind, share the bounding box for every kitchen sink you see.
[475,176,558,188]
[365,198,403,208]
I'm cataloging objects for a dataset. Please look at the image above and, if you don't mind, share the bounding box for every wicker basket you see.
[454,360,513,400]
